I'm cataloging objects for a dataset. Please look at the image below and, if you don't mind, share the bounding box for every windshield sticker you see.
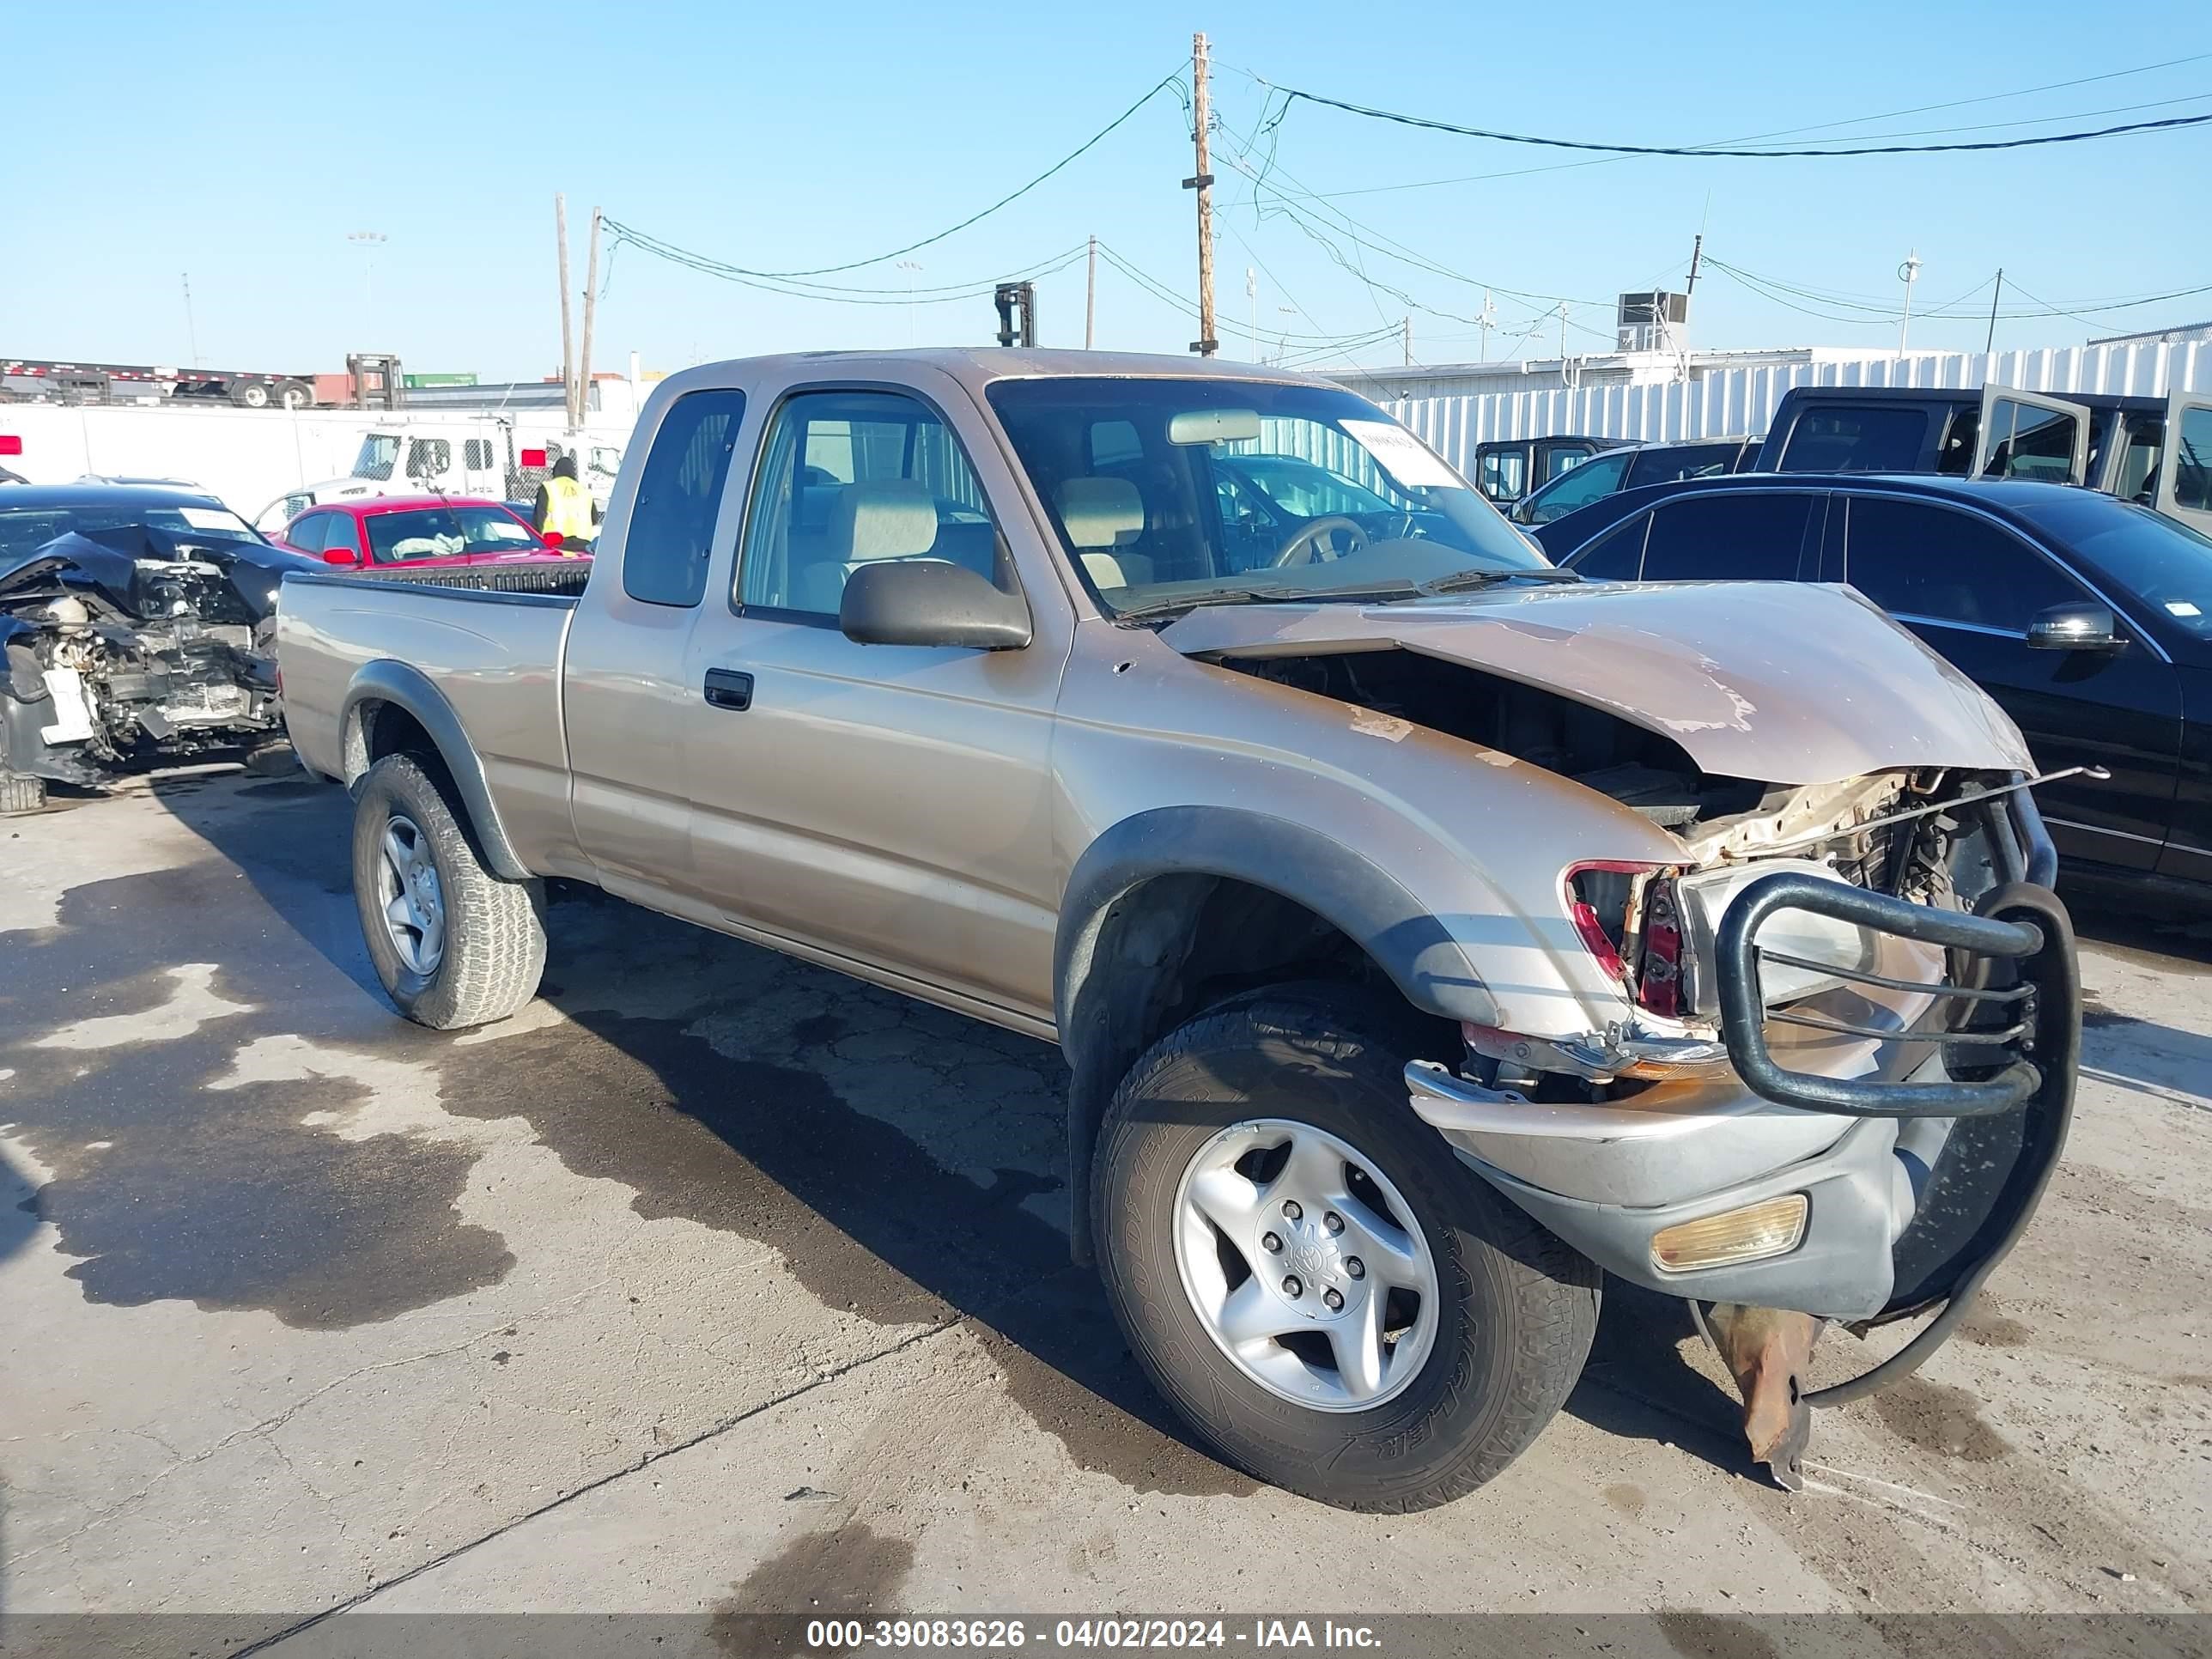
[1342,420,1461,489]
[178,507,250,533]
[2166,600,2203,617]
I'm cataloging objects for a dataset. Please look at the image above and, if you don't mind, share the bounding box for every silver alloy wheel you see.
[1172,1118,1440,1413]
[375,813,445,976]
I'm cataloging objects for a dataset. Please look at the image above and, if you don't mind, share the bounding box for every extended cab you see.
[278,350,2080,1506]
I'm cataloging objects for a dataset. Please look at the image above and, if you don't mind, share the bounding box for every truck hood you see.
[1160,579,2033,785]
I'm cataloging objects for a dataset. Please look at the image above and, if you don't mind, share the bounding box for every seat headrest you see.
[1057,476,1144,549]
[828,479,938,563]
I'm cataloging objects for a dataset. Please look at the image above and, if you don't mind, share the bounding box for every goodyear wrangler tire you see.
[352,753,545,1030]
[1093,989,1600,1511]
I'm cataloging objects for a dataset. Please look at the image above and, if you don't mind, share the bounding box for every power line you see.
[1706,253,2212,325]
[609,235,1092,307]
[1257,83,2212,159]
[601,64,1186,283]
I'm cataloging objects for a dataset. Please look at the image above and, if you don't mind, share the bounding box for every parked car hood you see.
[1160,579,2034,785]
[0,525,320,621]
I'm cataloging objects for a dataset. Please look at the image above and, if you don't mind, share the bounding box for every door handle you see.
[702,668,754,711]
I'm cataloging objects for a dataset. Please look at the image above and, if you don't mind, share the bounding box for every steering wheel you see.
[1270,514,1370,568]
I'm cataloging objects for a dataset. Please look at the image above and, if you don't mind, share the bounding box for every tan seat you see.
[792,479,940,613]
[1055,476,1152,590]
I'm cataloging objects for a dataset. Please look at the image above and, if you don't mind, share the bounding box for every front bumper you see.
[1409,784,2079,1322]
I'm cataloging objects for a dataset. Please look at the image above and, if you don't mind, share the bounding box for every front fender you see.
[1054,805,1501,1033]
[340,659,529,880]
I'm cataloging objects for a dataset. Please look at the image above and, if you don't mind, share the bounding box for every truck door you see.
[561,385,752,903]
[2154,388,2212,534]
[677,375,1066,1025]
[1971,386,2092,483]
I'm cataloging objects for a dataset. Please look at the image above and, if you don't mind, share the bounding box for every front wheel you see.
[1092,990,1600,1510]
[352,753,545,1029]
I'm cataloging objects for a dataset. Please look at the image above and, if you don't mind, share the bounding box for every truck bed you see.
[277,572,576,868]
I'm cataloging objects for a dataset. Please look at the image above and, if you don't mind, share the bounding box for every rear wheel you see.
[275,379,314,411]
[228,380,272,409]
[1092,989,1600,1510]
[352,754,544,1029]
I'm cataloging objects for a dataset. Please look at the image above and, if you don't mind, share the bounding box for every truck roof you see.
[667,347,1340,393]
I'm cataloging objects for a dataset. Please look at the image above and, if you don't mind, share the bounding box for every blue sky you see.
[8,2,2207,381]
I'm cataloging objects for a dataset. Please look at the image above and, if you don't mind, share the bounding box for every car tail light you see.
[0,434,21,456]
[1564,860,1686,1018]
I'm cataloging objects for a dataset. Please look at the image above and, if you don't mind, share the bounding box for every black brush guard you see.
[1708,783,2079,1401]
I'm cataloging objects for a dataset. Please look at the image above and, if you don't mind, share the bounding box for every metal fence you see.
[1385,341,2212,470]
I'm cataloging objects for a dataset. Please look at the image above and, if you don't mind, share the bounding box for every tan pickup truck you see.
[278,349,2080,1510]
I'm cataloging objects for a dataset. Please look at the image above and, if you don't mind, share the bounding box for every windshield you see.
[986,378,1547,616]
[2015,493,2212,645]
[366,505,540,562]
[352,434,401,481]
[0,502,259,562]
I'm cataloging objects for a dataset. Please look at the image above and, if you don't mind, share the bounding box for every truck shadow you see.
[141,772,1761,1494]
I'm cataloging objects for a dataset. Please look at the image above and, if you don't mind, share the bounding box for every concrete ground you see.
[1,771,2207,1647]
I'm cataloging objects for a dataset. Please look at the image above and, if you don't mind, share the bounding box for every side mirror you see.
[542,530,564,550]
[2026,600,2124,653]
[839,559,1031,650]
[322,545,362,566]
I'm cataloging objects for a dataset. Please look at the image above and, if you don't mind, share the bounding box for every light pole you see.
[348,231,387,339]
[1247,267,1258,362]
[896,259,923,346]
[1897,250,1923,359]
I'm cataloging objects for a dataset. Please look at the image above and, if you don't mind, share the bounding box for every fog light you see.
[1650,1194,1808,1273]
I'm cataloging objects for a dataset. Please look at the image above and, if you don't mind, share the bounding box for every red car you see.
[274,496,577,569]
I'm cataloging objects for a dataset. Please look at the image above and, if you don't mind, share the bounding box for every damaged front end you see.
[1409,771,2077,1488]
[1164,586,2079,1488]
[0,526,287,799]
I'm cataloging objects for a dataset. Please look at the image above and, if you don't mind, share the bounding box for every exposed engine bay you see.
[1218,646,2010,1042]
[0,526,288,797]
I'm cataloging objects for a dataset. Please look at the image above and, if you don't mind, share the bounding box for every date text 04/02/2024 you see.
[802,1618,1383,1650]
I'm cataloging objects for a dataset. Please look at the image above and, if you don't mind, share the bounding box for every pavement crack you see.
[232,1318,963,1656]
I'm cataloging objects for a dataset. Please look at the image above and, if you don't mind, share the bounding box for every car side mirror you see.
[542,530,564,550]
[839,559,1031,650]
[2026,600,2124,653]
[321,545,362,567]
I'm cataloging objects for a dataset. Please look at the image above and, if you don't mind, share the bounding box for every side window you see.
[1641,494,1815,582]
[2115,415,2164,501]
[287,512,330,553]
[322,514,362,557]
[1524,449,1630,523]
[737,390,1008,620]
[462,438,494,471]
[1476,448,1526,502]
[625,389,745,607]
[1936,406,1979,475]
[1980,399,2081,482]
[1777,407,1928,472]
[1843,496,2081,630]
[1568,514,1650,580]
[2173,407,2212,512]
[406,439,452,480]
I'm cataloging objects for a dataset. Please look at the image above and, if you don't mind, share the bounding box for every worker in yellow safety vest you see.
[533,454,593,553]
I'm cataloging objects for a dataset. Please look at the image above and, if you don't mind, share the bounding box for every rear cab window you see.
[625,389,747,606]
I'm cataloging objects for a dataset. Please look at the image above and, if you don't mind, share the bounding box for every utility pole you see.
[578,206,603,429]
[1479,289,1494,362]
[1897,249,1923,360]
[1559,303,1570,363]
[1402,315,1413,368]
[555,194,576,429]
[1085,236,1097,349]
[1247,268,1258,361]
[180,273,201,369]
[1186,31,1218,356]
[1985,267,2004,357]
